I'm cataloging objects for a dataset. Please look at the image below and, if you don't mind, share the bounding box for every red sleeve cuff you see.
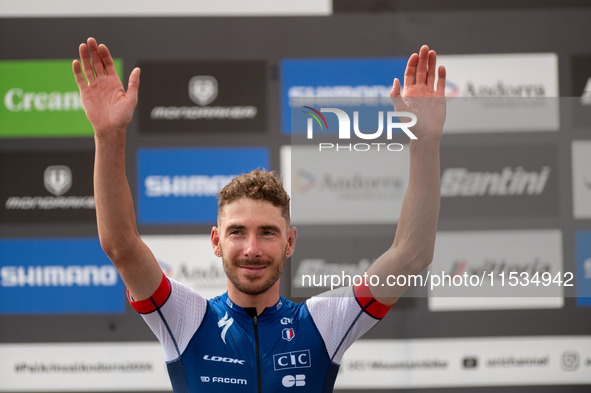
[127,273,171,314]
[354,281,393,319]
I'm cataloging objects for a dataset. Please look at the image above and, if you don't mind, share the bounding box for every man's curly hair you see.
[217,169,290,225]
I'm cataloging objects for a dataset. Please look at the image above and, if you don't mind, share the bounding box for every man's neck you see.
[227,283,280,316]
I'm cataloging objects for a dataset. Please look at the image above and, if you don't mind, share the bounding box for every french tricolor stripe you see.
[127,273,171,314]
[354,282,393,319]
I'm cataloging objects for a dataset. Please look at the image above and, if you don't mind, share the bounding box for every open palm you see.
[73,37,140,136]
[390,45,447,141]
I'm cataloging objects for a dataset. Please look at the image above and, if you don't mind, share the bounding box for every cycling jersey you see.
[129,274,392,392]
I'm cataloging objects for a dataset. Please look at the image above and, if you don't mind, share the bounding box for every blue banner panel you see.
[576,230,591,307]
[280,57,408,133]
[137,147,269,224]
[0,238,124,314]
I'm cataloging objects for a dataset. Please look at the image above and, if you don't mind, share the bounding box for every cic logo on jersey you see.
[302,106,417,153]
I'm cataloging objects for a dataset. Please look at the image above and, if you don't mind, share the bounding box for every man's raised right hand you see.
[73,37,140,136]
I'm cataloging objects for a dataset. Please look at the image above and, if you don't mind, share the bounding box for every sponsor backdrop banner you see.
[571,55,591,126]
[0,151,95,223]
[137,147,269,224]
[576,231,591,307]
[428,230,564,311]
[141,235,227,300]
[283,145,409,225]
[0,238,124,314]
[138,61,266,134]
[0,0,331,17]
[439,145,559,219]
[336,336,591,389]
[435,53,559,133]
[0,342,170,391]
[280,58,408,133]
[289,236,394,298]
[572,140,591,219]
[0,59,122,138]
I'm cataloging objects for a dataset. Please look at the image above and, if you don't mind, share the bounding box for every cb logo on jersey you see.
[282,374,306,387]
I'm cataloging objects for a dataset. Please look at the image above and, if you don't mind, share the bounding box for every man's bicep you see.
[111,236,164,301]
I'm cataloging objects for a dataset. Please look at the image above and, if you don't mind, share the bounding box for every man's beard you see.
[222,251,286,296]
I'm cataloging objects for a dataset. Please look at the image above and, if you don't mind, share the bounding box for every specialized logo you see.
[282,374,306,388]
[580,77,591,105]
[218,312,234,344]
[441,166,551,197]
[282,328,295,341]
[203,355,245,365]
[189,76,218,106]
[561,351,580,371]
[273,350,311,371]
[44,166,72,196]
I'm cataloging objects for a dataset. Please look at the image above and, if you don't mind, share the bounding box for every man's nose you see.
[244,235,262,258]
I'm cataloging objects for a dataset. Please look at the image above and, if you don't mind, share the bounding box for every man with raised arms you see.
[73,37,446,392]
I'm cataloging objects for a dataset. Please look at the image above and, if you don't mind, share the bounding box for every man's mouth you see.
[239,266,267,276]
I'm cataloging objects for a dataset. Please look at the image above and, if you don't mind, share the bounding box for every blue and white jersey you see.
[129,274,392,392]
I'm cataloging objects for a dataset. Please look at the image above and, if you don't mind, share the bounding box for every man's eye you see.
[262,231,275,236]
[229,230,242,235]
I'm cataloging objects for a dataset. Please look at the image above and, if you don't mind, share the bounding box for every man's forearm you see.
[392,138,441,270]
[94,130,140,262]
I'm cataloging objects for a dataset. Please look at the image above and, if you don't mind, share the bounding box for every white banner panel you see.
[0,0,331,17]
[428,229,564,311]
[336,336,591,389]
[572,140,591,219]
[141,234,227,300]
[282,145,410,225]
[435,53,559,133]
[0,342,171,391]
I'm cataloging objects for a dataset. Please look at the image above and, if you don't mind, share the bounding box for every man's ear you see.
[286,226,297,258]
[211,226,221,257]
